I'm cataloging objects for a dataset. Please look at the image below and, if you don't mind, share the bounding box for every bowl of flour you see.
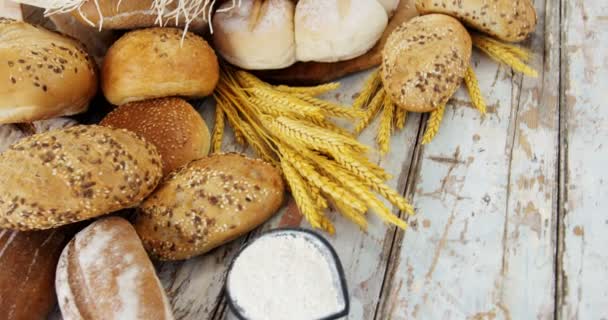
[225,228,349,320]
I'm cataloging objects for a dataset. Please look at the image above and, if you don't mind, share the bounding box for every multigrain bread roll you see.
[295,0,388,62]
[0,125,163,230]
[0,228,74,320]
[102,28,219,105]
[0,18,97,124]
[72,0,209,33]
[415,0,537,42]
[101,98,211,175]
[56,217,174,320]
[381,14,471,112]
[0,117,77,152]
[135,153,285,260]
[212,0,297,70]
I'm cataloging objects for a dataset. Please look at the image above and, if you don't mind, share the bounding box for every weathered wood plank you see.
[376,0,560,318]
[558,0,608,318]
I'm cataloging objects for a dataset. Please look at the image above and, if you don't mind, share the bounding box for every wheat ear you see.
[354,88,386,134]
[211,104,225,152]
[377,95,395,154]
[248,87,325,120]
[394,106,407,130]
[422,104,446,144]
[333,199,368,230]
[353,68,382,109]
[472,34,538,77]
[472,33,532,61]
[464,66,487,114]
[275,82,341,96]
[294,94,362,119]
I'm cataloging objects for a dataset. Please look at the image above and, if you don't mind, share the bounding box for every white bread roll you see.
[295,0,388,62]
[377,0,400,17]
[0,19,97,124]
[212,0,296,70]
[56,217,174,320]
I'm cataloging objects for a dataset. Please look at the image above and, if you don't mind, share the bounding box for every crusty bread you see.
[135,153,285,260]
[101,97,210,175]
[0,228,74,320]
[102,27,219,105]
[381,14,471,112]
[0,18,97,124]
[0,125,163,230]
[56,217,174,320]
[72,0,208,33]
[212,0,297,70]
[0,117,77,152]
[415,0,537,42]
[295,0,388,62]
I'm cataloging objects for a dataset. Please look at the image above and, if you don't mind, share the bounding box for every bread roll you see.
[0,117,77,152]
[295,0,388,62]
[381,14,471,112]
[0,228,73,320]
[0,125,163,230]
[101,97,211,175]
[0,19,97,124]
[415,0,537,42]
[377,0,400,17]
[135,153,285,260]
[72,0,208,33]
[56,217,174,320]
[212,0,296,70]
[102,28,219,105]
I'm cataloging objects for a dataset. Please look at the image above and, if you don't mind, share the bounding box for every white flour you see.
[227,231,345,320]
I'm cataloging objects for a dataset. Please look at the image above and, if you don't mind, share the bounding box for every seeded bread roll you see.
[102,27,219,105]
[101,97,211,175]
[381,14,471,112]
[0,125,163,230]
[415,0,537,42]
[72,0,208,33]
[0,18,97,124]
[135,153,285,260]
[56,217,174,320]
[0,228,74,320]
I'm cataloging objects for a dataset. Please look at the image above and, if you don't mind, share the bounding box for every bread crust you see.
[381,14,471,112]
[56,217,174,320]
[415,0,537,42]
[102,28,219,105]
[135,153,285,260]
[100,97,210,175]
[0,125,163,230]
[0,19,97,124]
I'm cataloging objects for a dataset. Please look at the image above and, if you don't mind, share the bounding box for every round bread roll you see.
[0,18,97,124]
[56,217,174,320]
[100,97,211,175]
[381,14,472,112]
[72,0,209,32]
[212,0,297,70]
[102,27,219,105]
[377,0,400,17]
[295,0,388,62]
[415,0,537,42]
[135,153,285,260]
[0,125,163,230]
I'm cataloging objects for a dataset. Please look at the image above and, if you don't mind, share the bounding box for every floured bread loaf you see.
[295,0,388,62]
[56,217,174,320]
[213,0,296,70]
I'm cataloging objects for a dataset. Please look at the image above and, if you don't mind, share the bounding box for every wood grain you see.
[558,0,608,319]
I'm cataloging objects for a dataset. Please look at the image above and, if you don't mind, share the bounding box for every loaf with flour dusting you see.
[56,217,174,320]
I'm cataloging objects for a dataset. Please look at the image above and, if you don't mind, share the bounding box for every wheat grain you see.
[354,88,386,134]
[464,66,487,114]
[421,104,446,144]
[377,96,395,154]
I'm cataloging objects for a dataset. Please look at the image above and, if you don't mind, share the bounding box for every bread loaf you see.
[100,97,211,175]
[295,0,388,62]
[56,217,174,320]
[0,228,73,320]
[0,19,97,124]
[102,28,219,105]
[0,125,163,230]
[135,153,285,260]
[381,14,471,112]
[415,0,537,42]
[212,0,297,70]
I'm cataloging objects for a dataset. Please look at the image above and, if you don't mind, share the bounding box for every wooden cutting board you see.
[255,0,418,85]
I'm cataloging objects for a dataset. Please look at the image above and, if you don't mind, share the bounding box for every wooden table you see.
[151,1,607,319]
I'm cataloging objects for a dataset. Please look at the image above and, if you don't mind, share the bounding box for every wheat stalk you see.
[377,95,395,155]
[211,103,225,153]
[275,83,341,96]
[421,103,446,144]
[464,66,487,114]
[472,33,538,77]
[354,88,386,134]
